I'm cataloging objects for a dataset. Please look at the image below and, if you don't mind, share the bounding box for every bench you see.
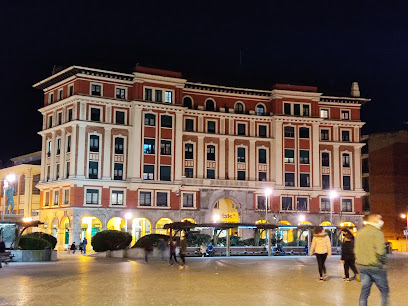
[230,247,267,256]
[0,252,14,268]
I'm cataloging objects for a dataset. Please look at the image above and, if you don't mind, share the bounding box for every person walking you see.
[82,237,88,254]
[158,239,167,261]
[341,232,360,282]
[310,226,331,282]
[355,214,389,306]
[179,236,187,268]
[70,242,77,254]
[169,240,179,265]
[144,237,153,263]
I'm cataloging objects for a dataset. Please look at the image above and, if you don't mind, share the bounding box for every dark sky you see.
[1,2,407,164]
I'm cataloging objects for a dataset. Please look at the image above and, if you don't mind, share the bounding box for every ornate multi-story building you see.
[33,66,369,250]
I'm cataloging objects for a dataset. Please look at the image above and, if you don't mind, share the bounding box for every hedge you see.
[91,230,132,252]
[19,236,51,250]
[133,234,169,248]
[24,232,57,249]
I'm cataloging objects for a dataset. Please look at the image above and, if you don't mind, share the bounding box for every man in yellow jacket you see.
[355,214,389,306]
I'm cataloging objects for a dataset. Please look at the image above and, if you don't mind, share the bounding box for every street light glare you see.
[6,174,16,183]
[401,214,407,219]
[264,188,273,196]
[124,212,132,220]
[213,214,220,222]
[298,215,305,222]
[329,190,338,199]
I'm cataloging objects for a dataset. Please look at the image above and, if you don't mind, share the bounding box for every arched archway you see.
[212,198,240,223]
[321,221,331,226]
[107,217,126,231]
[60,216,70,249]
[182,218,195,223]
[81,216,102,251]
[132,217,151,245]
[156,218,173,235]
[278,221,294,243]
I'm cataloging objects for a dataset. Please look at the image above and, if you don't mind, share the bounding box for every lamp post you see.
[264,188,273,223]
[401,213,408,252]
[329,190,338,225]
[2,174,16,221]
[124,212,132,233]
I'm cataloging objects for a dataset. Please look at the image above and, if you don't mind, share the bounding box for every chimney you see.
[351,82,360,97]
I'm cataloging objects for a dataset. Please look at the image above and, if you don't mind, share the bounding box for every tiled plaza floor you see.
[0,253,407,305]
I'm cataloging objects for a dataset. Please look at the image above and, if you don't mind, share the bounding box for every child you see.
[341,233,360,282]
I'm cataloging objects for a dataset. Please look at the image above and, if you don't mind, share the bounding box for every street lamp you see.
[401,213,408,252]
[329,190,338,225]
[264,188,273,223]
[125,212,132,233]
[2,174,16,221]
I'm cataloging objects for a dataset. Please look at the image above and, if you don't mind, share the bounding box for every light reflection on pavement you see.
[0,253,407,306]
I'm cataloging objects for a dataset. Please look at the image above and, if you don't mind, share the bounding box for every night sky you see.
[1,2,407,165]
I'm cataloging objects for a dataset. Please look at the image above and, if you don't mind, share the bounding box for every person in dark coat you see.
[82,237,88,254]
[169,240,179,265]
[70,242,77,254]
[0,240,5,253]
[179,236,187,267]
[341,233,360,282]
[144,237,153,263]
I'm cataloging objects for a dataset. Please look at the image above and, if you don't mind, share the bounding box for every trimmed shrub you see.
[19,236,51,250]
[91,230,132,252]
[133,234,169,248]
[24,232,57,249]
[186,233,211,247]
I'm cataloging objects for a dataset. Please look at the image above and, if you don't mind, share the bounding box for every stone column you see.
[312,123,320,187]
[197,136,204,179]
[128,106,142,179]
[50,131,56,180]
[40,135,47,181]
[69,124,77,178]
[274,122,283,186]
[174,112,183,181]
[76,124,86,178]
[60,129,66,180]
[354,146,362,190]
[24,168,31,218]
[102,127,112,179]
[249,140,256,181]
[333,144,340,189]
[219,137,226,179]
[228,139,235,180]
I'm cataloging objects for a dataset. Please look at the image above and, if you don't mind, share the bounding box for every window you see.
[63,189,70,205]
[297,197,308,211]
[321,129,329,141]
[49,93,54,104]
[342,199,352,212]
[294,104,300,116]
[342,153,350,167]
[143,165,154,180]
[341,110,350,120]
[185,143,194,159]
[300,173,310,187]
[115,137,124,154]
[258,149,267,164]
[53,191,59,205]
[47,166,50,181]
[115,111,125,124]
[185,168,193,178]
[237,123,246,136]
[183,193,194,208]
[165,91,172,103]
[343,176,351,190]
[256,105,265,116]
[284,103,291,115]
[32,175,40,195]
[48,115,53,128]
[257,196,266,210]
[44,191,50,206]
[161,115,172,128]
[183,97,193,109]
[47,140,52,157]
[114,163,123,180]
[320,109,329,119]
[259,125,267,137]
[237,147,246,163]
[185,118,194,131]
[299,150,309,164]
[144,113,155,126]
[139,191,152,206]
[160,166,171,181]
[207,121,216,133]
[68,109,73,121]
[237,171,246,180]
[69,85,74,97]
[145,88,152,101]
[111,190,124,205]
[207,145,215,161]
[322,175,330,190]
[259,172,267,181]
[303,105,310,116]
[285,173,295,186]
[66,135,71,153]
[114,88,125,99]
[66,162,70,178]
[207,169,215,179]
[91,84,101,96]
[321,198,330,211]
[89,161,98,179]
[144,139,155,154]
[284,126,294,137]
[205,100,215,111]
[322,152,330,167]
[155,90,163,102]
[161,140,171,155]
[235,102,244,114]
[89,135,100,152]
[86,189,99,205]
[58,90,63,100]
[342,131,350,142]
[157,192,168,207]
[56,164,60,180]
[58,112,62,125]
[284,149,294,163]
[299,127,309,138]
[90,108,101,121]
[56,138,61,155]
[282,197,293,210]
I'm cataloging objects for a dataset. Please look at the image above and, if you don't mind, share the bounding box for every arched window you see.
[256,104,265,116]
[205,100,215,111]
[235,102,244,114]
[183,97,193,109]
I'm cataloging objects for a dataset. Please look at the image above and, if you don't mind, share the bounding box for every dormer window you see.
[205,100,215,111]
[256,105,265,116]
[235,103,244,114]
[91,84,101,96]
[341,110,350,120]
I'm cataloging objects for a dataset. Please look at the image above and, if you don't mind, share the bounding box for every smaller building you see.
[0,152,42,221]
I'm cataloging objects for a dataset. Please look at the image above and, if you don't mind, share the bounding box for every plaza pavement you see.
[0,253,407,306]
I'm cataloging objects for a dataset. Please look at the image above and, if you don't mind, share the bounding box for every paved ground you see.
[0,253,407,306]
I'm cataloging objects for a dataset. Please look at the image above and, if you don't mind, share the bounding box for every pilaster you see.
[102,127,112,179]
